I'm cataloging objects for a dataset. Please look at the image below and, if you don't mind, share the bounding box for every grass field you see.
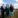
[0,8,18,18]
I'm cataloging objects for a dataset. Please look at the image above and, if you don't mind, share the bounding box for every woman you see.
[9,4,14,16]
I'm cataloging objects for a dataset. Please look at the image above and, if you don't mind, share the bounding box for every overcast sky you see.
[0,0,18,9]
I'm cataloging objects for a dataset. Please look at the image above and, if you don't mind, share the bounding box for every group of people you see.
[1,4,14,18]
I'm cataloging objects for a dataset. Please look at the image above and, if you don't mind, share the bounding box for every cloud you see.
[16,0,18,2]
[14,3,18,9]
[0,0,3,6]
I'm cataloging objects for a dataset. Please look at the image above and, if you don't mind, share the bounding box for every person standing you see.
[9,4,14,18]
[1,4,5,18]
[5,4,9,16]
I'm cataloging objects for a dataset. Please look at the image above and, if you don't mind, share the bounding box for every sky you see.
[3,0,18,9]
[0,0,18,9]
[3,0,16,4]
[3,0,18,4]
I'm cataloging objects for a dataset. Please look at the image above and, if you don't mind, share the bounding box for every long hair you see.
[10,4,13,12]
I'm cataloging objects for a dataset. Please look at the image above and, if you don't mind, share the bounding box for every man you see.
[1,4,5,18]
[5,4,9,16]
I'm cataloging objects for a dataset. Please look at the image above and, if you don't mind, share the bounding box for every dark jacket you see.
[5,7,9,16]
[10,5,13,12]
